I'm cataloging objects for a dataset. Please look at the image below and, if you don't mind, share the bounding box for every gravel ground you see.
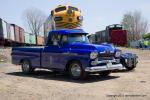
[0,48,11,62]
[0,47,150,100]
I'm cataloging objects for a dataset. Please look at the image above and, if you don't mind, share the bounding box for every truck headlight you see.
[90,52,98,59]
[115,51,122,57]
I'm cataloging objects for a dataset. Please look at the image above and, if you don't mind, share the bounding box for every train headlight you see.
[77,16,83,21]
[90,52,98,59]
[115,51,122,57]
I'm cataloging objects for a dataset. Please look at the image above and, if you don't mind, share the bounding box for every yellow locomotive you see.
[51,5,83,29]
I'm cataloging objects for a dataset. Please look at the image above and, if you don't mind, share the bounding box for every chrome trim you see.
[99,51,114,54]
[91,59,120,64]
[85,64,123,72]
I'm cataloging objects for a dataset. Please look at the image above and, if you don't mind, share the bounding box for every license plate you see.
[107,62,112,68]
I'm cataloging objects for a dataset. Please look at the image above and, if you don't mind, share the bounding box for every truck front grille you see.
[98,53,114,60]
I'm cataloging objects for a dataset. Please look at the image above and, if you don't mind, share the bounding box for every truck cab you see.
[12,29,123,79]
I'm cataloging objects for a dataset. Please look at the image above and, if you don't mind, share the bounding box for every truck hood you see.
[70,43,116,53]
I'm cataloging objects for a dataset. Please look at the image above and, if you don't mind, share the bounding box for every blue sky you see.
[0,0,150,34]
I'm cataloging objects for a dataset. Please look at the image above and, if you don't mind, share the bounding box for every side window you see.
[55,6,66,12]
[48,33,61,45]
[61,35,68,44]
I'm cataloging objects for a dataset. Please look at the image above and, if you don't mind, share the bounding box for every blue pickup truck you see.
[11,29,138,79]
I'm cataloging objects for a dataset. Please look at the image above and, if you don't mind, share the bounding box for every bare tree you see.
[121,11,149,42]
[23,7,46,44]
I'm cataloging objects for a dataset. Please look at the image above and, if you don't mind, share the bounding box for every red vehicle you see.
[94,24,127,46]
[110,30,127,46]
[106,24,127,46]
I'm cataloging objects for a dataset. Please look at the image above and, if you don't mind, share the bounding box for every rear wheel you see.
[99,71,111,77]
[68,61,87,79]
[21,60,34,74]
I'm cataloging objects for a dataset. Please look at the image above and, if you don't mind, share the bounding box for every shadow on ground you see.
[6,70,120,84]
[112,69,135,73]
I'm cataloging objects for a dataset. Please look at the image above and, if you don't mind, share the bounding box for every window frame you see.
[47,32,61,46]
[55,6,66,12]
[68,6,79,11]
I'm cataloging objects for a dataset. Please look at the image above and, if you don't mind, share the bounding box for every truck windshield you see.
[68,34,89,44]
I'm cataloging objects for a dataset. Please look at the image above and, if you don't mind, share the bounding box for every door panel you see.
[42,45,69,70]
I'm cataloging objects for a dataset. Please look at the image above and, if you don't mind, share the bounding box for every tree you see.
[144,32,150,39]
[23,7,47,44]
[121,11,149,42]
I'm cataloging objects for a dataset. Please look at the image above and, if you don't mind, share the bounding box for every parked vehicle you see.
[94,24,128,46]
[95,30,108,43]
[0,18,5,45]
[130,41,140,48]
[10,24,15,41]
[0,18,12,46]
[11,24,24,43]
[11,29,138,79]
[0,18,37,46]
[0,18,8,39]
[19,27,25,43]
[120,53,138,70]
[110,30,127,46]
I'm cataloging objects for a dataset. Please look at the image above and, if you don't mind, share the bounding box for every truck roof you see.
[49,29,88,35]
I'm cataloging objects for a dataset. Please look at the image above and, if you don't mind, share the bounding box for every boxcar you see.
[19,27,25,43]
[11,24,25,43]
[10,24,15,41]
[0,18,10,46]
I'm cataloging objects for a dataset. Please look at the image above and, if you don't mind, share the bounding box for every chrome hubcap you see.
[71,64,81,77]
[22,62,30,72]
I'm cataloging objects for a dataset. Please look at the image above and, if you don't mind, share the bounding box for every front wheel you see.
[68,61,87,79]
[21,60,35,74]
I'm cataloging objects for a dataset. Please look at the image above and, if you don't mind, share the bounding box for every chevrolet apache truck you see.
[11,29,138,79]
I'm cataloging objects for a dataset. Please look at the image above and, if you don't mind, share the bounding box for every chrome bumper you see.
[85,59,123,72]
[85,64,123,72]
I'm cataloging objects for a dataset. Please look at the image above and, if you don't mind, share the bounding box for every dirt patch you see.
[0,48,150,100]
[0,48,11,63]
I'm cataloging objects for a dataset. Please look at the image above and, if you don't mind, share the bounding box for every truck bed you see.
[12,46,44,67]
